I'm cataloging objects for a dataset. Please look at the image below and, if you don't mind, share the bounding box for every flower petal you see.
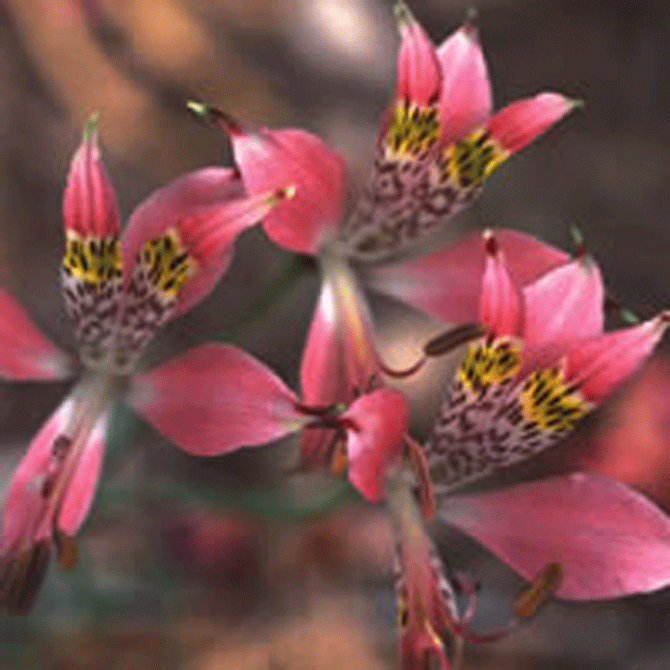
[115,169,289,370]
[394,2,441,106]
[480,232,523,337]
[522,256,605,350]
[129,343,302,456]
[362,229,569,323]
[440,473,670,599]
[300,259,380,467]
[57,411,107,536]
[487,93,578,155]
[229,126,347,255]
[343,388,408,502]
[2,397,76,553]
[438,22,492,145]
[62,114,120,240]
[425,340,595,493]
[60,116,125,367]
[564,313,669,403]
[0,289,73,380]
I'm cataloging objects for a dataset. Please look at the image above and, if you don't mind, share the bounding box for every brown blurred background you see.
[0,0,669,668]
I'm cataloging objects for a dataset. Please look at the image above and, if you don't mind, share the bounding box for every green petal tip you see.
[393,1,415,27]
[186,100,210,118]
[83,111,100,141]
[621,309,641,325]
[570,224,584,247]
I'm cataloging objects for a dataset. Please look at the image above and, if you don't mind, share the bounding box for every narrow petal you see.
[300,260,379,467]
[129,343,302,456]
[394,2,441,106]
[57,411,107,536]
[230,126,347,255]
[441,473,670,599]
[115,169,289,370]
[0,289,73,380]
[1,390,108,614]
[479,232,523,337]
[121,167,283,315]
[391,477,455,669]
[564,313,669,403]
[437,22,492,145]
[343,389,408,502]
[2,397,76,553]
[522,257,605,350]
[62,114,120,239]
[362,229,569,323]
[487,93,577,155]
[60,117,125,367]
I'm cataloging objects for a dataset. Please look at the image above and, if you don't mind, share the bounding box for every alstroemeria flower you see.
[128,342,409,504]
[193,3,577,262]
[424,231,670,493]
[402,231,670,603]
[188,2,577,463]
[0,117,291,614]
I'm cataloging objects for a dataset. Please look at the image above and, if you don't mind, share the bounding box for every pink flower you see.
[0,116,291,614]
[424,231,669,492]
[187,3,578,464]
[129,342,409,504]
[189,3,576,261]
[416,231,670,602]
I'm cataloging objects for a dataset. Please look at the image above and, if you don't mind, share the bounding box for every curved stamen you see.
[424,322,487,357]
[377,354,426,379]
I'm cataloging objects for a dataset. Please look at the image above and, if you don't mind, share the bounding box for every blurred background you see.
[0,0,669,667]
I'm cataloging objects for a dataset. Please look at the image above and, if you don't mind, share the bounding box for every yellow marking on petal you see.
[443,128,509,188]
[62,232,122,286]
[458,339,521,395]
[385,103,440,159]
[139,228,196,300]
[520,366,588,432]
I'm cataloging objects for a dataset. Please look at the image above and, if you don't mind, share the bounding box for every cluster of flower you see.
[1,3,669,668]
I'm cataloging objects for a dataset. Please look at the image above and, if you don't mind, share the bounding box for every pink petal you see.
[231,127,347,255]
[480,233,523,337]
[300,267,380,466]
[487,93,577,155]
[394,3,442,106]
[57,411,107,536]
[0,288,73,380]
[437,22,492,145]
[343,389,408,502]
[2,397,76,552]
[522,257,605,350]
[362,228,569,323]
[441,472,670,600]
[129,343,302,456]
[121,167,288,316]
[564,313,670,403]
[62,115,120,239]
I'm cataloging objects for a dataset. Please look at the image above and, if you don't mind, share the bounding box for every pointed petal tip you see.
[83,111,100,142]
[567,97,586,110]
[621,308,641,325]
[462,6,479,38]
[483,228,498,255]
[393,0,415,29]
[186,100,243,137]
[186,99,209,118]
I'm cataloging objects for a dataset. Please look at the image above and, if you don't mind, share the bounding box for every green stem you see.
[216,254,313,340]
[98,476,357,524]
